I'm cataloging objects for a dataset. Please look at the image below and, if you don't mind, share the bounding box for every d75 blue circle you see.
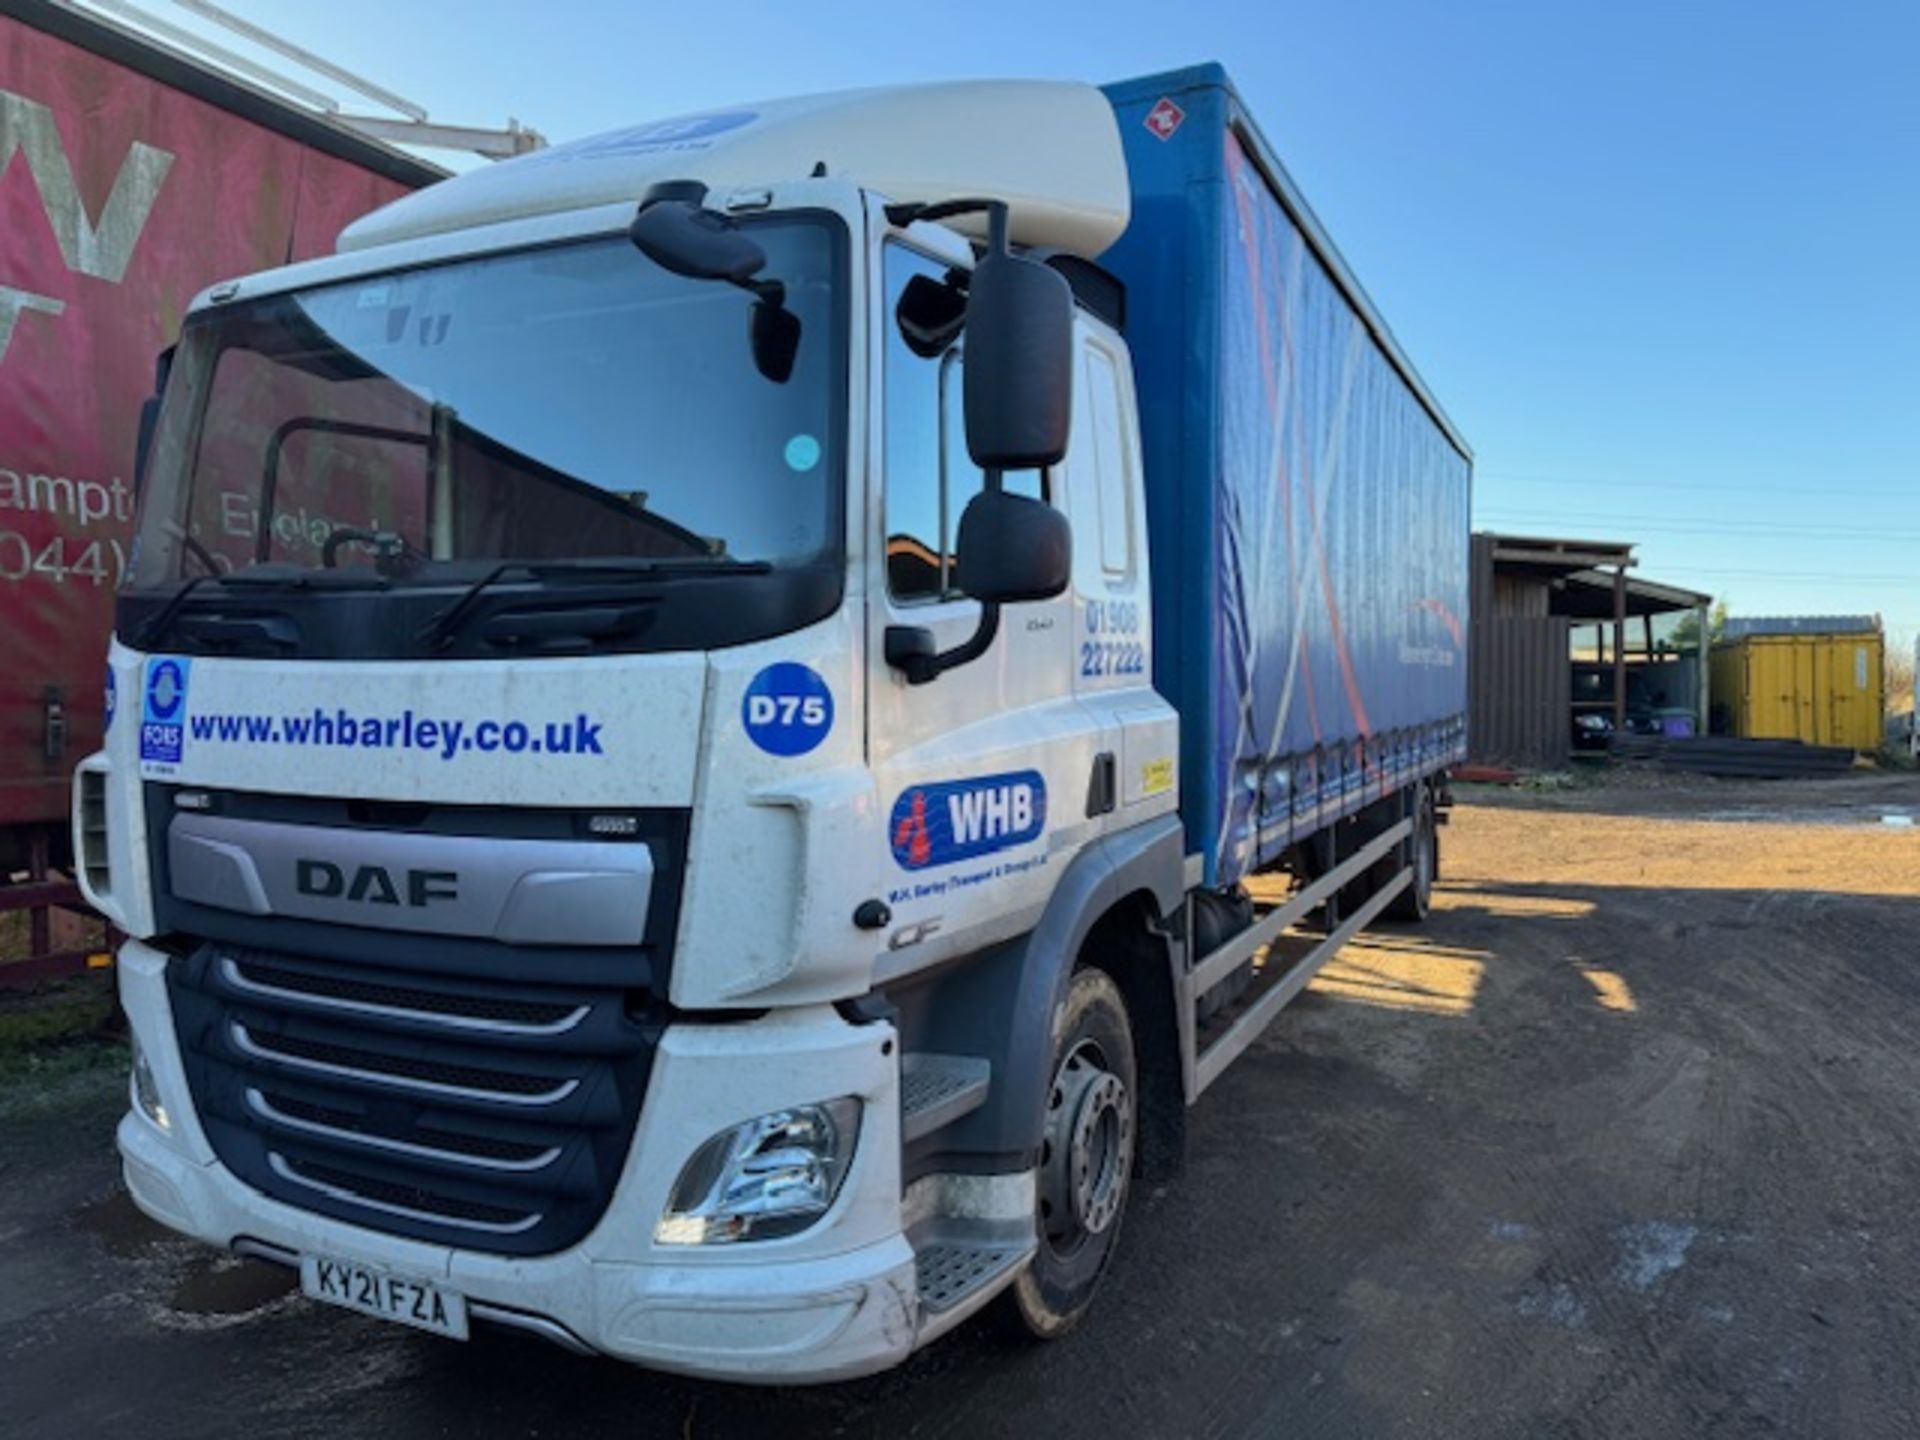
[742,663,834,757]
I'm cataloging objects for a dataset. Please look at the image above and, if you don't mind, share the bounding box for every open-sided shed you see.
[1469,533,1711,770]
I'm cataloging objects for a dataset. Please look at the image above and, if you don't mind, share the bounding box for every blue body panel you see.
[1101,66,1472,887]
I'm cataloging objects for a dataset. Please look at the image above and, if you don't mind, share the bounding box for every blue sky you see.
[205,0,1918,645]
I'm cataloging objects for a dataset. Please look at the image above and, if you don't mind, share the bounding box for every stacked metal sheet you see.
[1609,736,1857,778]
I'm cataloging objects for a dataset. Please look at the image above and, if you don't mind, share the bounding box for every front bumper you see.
[117,938,919,1383]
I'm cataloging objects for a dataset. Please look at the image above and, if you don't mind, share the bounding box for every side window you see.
[1085,348,1134,579]
[884,243,1045,604]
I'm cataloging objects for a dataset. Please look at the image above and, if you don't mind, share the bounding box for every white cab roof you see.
[340,81,1131,259]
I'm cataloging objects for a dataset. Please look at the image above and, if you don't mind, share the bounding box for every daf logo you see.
[295,859,458,908]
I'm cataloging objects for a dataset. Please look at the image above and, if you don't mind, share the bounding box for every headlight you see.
[131,1035,170,1133]
[656,1098,861,1245]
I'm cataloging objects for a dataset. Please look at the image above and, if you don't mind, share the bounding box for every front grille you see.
[256,1093,557,1167]
[272,1155,542,1232]
[229,958,586,1032]
[233,1026,579,1100]
[168,943,662,1256]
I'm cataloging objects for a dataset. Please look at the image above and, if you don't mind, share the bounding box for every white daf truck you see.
[78,68,1472,1380]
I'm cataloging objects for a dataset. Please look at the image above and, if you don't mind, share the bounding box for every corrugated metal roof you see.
[1722,615,1881,639]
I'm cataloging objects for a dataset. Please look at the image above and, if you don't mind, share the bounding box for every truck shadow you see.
[50,870,1920,1439]
[362,876,1920,1438]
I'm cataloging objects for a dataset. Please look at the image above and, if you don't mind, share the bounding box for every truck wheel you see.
[998,966,1137,1340]
[1386,786,1436,923]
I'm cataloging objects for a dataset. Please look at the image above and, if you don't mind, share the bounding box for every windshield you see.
[131,217,845,591]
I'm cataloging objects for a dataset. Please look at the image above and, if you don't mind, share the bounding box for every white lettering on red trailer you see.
[0,86,174,363]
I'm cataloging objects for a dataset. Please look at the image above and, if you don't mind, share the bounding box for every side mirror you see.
[629,185,768,283]
[952,488,1070,603]
[963,250,1073,470]
[631,181,801,385]
[750,295,800,385]
[896,271,967,358]
[884,489,1070,686]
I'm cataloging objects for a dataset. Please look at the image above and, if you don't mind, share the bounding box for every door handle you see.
[1085,751,1118,817]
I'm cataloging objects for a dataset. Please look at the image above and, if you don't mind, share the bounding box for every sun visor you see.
[339,82,1131,260]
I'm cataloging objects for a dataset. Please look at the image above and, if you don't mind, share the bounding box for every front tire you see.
[998,966,1137,1340]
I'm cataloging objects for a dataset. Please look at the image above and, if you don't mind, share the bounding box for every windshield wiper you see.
[136,574,218,650]
[419,556,773,651]
[136,567,390,650]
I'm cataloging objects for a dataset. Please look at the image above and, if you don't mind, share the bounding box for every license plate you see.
[300,1254,469,1340]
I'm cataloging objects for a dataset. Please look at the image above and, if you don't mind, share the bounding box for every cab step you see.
[915,1239,1027,1315]
[900,1053,990,1143]
[905,1175,1035,1337]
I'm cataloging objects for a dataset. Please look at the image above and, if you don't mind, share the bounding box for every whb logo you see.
[140,655,190,765]
[625,111,757,144]
[890,770,1047,871]
[741,662,833,757]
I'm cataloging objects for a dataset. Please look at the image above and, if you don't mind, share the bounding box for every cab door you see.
[1060,328,1179,834]
[864,240,1100,976]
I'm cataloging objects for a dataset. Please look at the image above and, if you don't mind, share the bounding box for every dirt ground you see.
[2,770,1918,1438]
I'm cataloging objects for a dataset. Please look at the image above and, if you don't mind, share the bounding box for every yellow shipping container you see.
[1711,628,1885,751]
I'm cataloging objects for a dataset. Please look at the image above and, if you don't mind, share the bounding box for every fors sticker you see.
[140,655,191,765]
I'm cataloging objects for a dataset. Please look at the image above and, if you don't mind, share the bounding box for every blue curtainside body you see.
[1101,65,1473,888]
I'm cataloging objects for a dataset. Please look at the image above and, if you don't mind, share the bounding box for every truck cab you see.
[79,81,1185,1380]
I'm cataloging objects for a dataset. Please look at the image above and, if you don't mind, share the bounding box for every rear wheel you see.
[1386,785,1436,922]
[997,966,1136,1340]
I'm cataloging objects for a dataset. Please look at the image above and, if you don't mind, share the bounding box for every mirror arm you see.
[885,197,1009,242]
[883,462,1013,685]
[734,275,784,306]
[933,601,1001,677]
[886,602,1001,686]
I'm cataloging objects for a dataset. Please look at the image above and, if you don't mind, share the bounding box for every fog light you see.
[131,1036,170,1134]
[656,1099,861,1245]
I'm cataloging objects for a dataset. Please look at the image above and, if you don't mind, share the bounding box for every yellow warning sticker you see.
[1141,758,1174,796]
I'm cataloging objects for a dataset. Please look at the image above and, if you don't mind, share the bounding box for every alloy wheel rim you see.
[1038,1038,1133,1254]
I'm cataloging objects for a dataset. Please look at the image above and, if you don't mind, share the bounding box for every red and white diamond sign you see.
[1144,96,1185,141]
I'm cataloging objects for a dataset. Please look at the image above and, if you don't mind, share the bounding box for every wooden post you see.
[1612,567,1627,731]
[28,826,50,960]
[1695,602,1710,735]
[1643,613,1657,725]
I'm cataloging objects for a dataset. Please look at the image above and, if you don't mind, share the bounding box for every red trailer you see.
[0,0,439,969]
